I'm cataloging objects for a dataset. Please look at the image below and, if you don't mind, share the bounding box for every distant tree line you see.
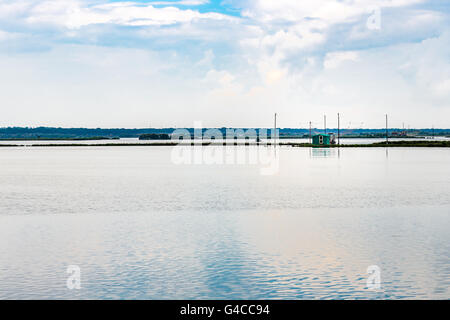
[139,133,170,140]
[0,127,175,139]
[0,127,449,140]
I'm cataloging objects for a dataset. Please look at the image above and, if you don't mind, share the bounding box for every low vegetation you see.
[1,140,449,148]
[287,140,450,148]
[139,133,170,140]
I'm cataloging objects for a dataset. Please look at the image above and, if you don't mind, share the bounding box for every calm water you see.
[0,146,449,299]
[1,136,449,145]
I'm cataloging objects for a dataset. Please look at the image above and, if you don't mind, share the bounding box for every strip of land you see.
[1,140,450,148]
[1,127,449,141]
[288,140,450,148]
[0,137,119,141]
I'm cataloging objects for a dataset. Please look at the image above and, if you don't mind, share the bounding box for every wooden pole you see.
[337,113,340,145]
[309,121,312,144]
[274,113,277,144]
[386,114,389,145]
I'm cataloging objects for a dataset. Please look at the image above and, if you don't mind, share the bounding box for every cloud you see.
[148,0,210,5]
[236,0,449,89]
[0,0,449,127]
[22,0,233,28]
[324,51,359,69]
[0,0,233,31]
[398,32,450,101]
[240,0,426,23]
[0,30,22,40]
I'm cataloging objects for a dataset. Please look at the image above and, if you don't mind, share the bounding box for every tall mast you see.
[309,121,312,144]
[385,114,389,145]
[274,113,277,143]
[337,113,340,145]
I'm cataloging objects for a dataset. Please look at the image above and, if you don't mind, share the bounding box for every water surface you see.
[0,146,449,299]
[1,136,449,145]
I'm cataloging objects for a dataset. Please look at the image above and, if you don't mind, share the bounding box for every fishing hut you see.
[312,133,336,146]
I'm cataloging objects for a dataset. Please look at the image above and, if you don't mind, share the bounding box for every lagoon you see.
[1,136,449,146]
[0,146,449,299]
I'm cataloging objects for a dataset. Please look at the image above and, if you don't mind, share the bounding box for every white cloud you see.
[148,0,210,5]
[0,0,449,127]
[1,0,233,29]
[398,32,450,101]
[324,51,359,69]
[0,30,22,40]
[204,69,236,87]
[241,0,426,23]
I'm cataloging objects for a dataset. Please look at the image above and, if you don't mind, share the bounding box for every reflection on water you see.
[0,147,449,299]
[310,148,338,158]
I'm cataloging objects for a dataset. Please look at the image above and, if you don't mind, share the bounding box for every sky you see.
[0,0,449,129]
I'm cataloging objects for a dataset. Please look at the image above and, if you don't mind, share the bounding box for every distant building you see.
[312,134,336,146]
[391,131,407,137]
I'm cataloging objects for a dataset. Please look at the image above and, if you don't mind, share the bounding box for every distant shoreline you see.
[1,126,449,141]
[0,137,119,141]
[0,135,435,141]
[1,140,450,148]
